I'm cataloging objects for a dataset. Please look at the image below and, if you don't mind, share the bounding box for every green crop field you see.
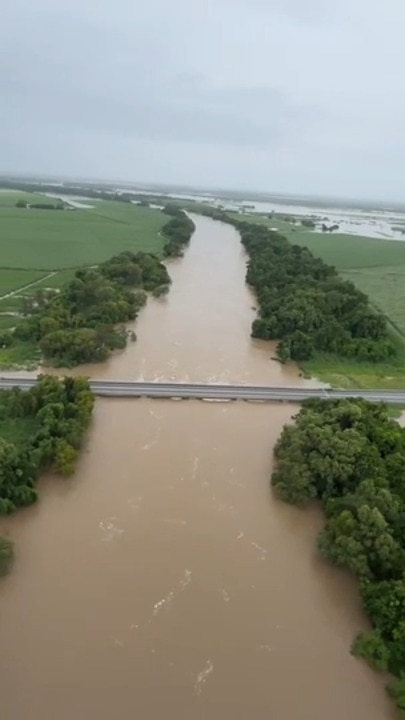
[289,230,405,269]
[342,266,405,335]
[0,197,167,270]
[0,190,49,207]
[0,269,49,296]
[229,211,405,269]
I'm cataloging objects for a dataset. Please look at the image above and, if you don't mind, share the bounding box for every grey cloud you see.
[1,0,405,200]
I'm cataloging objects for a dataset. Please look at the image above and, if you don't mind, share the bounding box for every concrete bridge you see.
[0,378,404,404]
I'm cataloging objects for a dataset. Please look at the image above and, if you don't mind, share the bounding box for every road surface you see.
[1,377,405,403]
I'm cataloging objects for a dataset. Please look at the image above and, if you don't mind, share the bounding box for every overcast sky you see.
[1,0,405,200]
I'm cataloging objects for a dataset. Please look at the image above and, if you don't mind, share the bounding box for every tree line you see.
[190,206,394,364]
[0,375,94,575]
[238,222,394,363]
[3,251,171,366]
[16,199,65,210]
[161,204,195,257]
[272,398,405,710]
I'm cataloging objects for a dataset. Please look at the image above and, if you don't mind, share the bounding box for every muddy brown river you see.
[0,216,396,719]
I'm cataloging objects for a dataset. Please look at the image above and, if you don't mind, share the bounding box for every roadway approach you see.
[0,378,404,404]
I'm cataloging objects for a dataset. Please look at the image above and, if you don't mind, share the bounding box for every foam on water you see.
[99,517,124,542]
[194,659,214,695]
[153,569,193,616]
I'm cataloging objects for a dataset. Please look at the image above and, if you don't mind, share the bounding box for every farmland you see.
[0,194,167,305]
[0,200,167,271]
[0,190,51,207]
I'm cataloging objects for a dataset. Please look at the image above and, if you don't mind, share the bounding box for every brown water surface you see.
[0,216,395,719]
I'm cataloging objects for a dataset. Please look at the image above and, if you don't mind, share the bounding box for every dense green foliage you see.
[9,251,170,366]
[272,398,405,708]
[0,375,94,574]
[236,222,394,363]
[161,205,195,257]
[0,375,94,513]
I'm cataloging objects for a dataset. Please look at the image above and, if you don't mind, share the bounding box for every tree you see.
[162,211,195,256]
[0,376,94,513]
[318,505,403,581]
[301,218,316,228]
[351,630,390,671]
[152,284,169,298]
[361,580,405,639]
[388,676,405,711]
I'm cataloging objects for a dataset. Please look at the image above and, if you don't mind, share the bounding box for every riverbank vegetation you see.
[272,398,405,710]
[233,210,405,336]
[161,205,195,257]
[3,251,170,366]
[0,376,94,502]
[224,209,405,388]
[0,375,94,574]
[237,221,394,364]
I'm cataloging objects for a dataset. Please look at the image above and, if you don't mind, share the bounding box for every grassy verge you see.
[300,331,405,389]
[0,340,41,370]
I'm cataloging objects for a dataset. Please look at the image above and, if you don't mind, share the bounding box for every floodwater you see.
[137,188,405,239]
[0,216,396,719]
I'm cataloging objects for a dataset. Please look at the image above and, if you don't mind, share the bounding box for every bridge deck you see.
[1,378,405,403]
